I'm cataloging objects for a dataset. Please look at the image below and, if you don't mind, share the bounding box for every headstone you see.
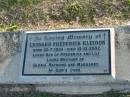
[20,28,115,83]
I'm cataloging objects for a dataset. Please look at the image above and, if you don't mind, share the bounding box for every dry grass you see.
[19,17,129,31]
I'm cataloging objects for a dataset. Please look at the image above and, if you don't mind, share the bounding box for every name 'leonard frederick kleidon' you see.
[29,40,105,47]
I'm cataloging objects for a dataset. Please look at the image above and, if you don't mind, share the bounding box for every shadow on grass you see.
[0,89,129,97]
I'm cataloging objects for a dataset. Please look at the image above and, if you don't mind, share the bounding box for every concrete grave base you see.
[0,26,130,94]
[36,82,130,94]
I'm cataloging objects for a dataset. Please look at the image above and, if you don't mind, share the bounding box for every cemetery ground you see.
[0,9,130,97]
[0,0,130,97]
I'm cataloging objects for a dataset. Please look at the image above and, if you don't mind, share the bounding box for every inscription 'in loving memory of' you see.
[22,29,111,75]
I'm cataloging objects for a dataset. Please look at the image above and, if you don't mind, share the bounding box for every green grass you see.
[0,24,20,32]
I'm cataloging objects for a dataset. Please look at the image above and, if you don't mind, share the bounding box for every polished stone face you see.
[21,29,111,76]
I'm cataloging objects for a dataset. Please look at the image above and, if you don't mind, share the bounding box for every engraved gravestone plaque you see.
[21,29,112,76]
